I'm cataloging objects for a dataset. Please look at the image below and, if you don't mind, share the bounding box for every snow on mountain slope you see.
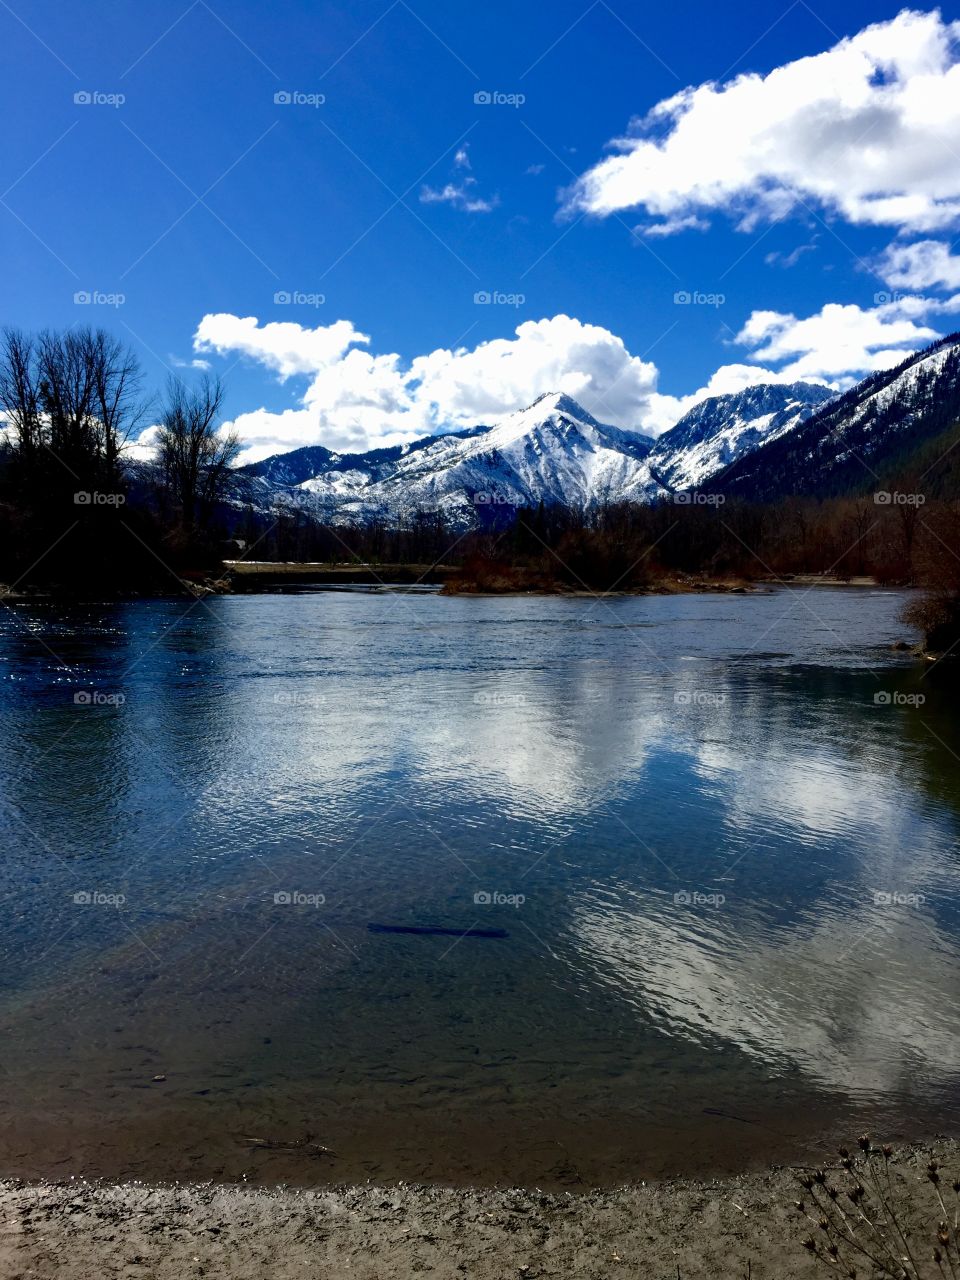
[349,392,662,521]
[228,383,844,524]
[711,334,960,501]
[826,342,957,436]
[242,426,488,491]
[648,382,834,492]
[226,392,664,524]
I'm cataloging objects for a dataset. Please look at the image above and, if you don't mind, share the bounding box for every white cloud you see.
[189,292,957,463]
[646,293,953,428]
[195,313,368,378]
[408,315,658,428]
[643,362,818,435]
[877,238,960,291]
[170,355,212,371]
[126,423,163,462]
[420,145,498,212]
[764,240,818,269]
[638,213,708,238]
[733,299,941,382]
[419,179,498,213]
[191,313,662,462]
[563,9,960,235]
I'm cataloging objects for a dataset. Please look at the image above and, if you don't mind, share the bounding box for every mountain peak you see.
[649,381,835,492]
[227,341,960,526]
[710,333,960,501]
[526,390,595,421]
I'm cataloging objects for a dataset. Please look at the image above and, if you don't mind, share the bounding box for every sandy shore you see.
[1,1140,955,1279]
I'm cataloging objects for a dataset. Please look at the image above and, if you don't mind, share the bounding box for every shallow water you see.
[1,586,958,1187]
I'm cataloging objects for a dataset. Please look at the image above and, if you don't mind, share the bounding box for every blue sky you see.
[4,0,960,459]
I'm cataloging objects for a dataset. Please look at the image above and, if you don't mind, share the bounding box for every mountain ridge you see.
[706,334,960,501]
[231,383,832,524]
[646,381,834,493]
[217,335,960,524]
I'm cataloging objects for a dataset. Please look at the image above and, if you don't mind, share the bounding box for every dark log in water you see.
[367,923,508,939]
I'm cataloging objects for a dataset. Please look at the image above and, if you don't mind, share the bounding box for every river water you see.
[0,586,957,1186]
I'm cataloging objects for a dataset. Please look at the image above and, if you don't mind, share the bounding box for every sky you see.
[4,0,960,461]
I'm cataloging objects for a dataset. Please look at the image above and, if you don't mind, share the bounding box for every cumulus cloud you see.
[408,315,658,428]
[193,313,661,462]
[733,299,942,382]
[877,238,960,291]
[563,9,960,235]
[645,293,954,427]
[183,291,958,464]
[643,363,806,435]
[126,423,163,463]
[195,313,368,378]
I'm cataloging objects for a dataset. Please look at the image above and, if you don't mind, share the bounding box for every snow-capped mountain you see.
[352,392,660,519]
[710,334,960,500]
[243,425,489,491]
[235,392,663,523]
[232,384,832,524]
[647,382,834,492]
[225,336,960,523]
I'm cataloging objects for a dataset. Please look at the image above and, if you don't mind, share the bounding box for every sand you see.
[1,1140,955,1279]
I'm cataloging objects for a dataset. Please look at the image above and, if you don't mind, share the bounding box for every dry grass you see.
[794,1137,959,1279]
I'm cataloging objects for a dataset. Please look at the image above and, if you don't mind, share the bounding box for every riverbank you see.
[440,567,885,595]
[441,570,759,595]
[225,561,762,595]
[0,565,891,599]
[1,1140,954,1278]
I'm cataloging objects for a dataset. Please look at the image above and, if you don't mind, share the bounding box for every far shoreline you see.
[0,566,898,603]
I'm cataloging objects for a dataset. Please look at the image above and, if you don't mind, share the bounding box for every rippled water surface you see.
[1,586,958,1187]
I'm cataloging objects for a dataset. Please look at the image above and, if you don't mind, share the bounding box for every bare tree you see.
[0,330,42,462]
[156,375,239,537]
[0,326,144,493]
[87,329,146,483]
